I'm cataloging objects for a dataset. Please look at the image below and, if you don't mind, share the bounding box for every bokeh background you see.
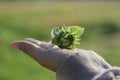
[0,0,120,80]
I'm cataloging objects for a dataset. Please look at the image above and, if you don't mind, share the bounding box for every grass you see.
[0,1,120,80]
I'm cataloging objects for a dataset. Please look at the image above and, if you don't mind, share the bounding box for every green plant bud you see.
[51,25,84,49]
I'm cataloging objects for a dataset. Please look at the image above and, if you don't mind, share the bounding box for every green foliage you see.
[51,25,84,49]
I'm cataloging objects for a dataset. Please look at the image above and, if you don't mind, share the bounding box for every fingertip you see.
[10,42,19,50]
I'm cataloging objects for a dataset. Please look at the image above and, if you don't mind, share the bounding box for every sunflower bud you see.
[51,25,84,49]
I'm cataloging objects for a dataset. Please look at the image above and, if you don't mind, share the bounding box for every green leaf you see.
[68,26,84,37]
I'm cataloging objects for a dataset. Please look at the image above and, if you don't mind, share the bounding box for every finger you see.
[24,38,42,45]
[10,41,54,70]
[10,40,64,72]
[24,38,58,49]
[10,39,73,72]
[10,41,49,67]
[10,41,40,54]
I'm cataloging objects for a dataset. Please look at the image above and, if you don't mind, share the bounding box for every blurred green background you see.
[0,1,120,80]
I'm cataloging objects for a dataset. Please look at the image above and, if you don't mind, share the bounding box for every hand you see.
[10,38,111,73]
[10,38,120,80]
[10,38,74,72]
